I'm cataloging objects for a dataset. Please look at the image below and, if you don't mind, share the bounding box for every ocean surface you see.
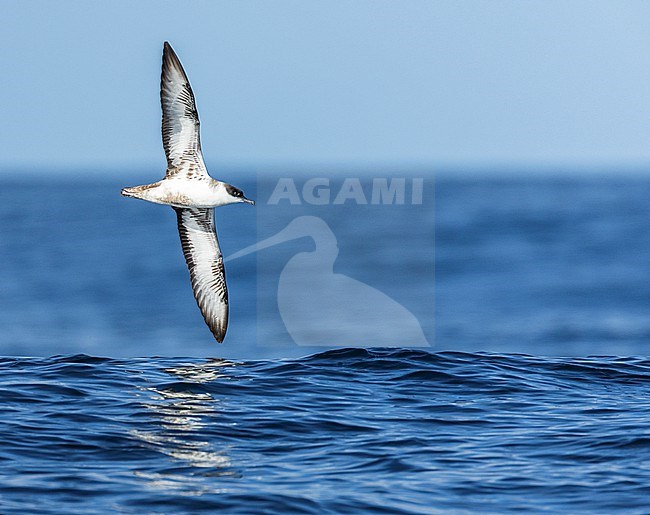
[2,349,650,513]
[2,172,650,512]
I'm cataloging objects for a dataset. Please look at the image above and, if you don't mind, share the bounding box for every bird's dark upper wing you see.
[161,42,208,177]
[174,207,228,342]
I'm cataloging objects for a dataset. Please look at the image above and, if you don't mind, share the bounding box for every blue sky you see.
[2,1,650,173]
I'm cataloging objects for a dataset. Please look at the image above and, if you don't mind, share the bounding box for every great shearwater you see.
[122,42,254,343]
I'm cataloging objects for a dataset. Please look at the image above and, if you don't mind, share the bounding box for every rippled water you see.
[2,349,650,513]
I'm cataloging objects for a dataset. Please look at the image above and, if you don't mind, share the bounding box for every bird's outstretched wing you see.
[161,42,208,178]
[174,207,228,342]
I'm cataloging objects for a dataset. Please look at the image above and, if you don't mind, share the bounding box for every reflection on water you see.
[131,359,240,492]
[163,358,239,383]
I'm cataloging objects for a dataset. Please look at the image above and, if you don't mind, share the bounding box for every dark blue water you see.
[2,349,650,513]
[2,172,650,511]
[3,172,650,357]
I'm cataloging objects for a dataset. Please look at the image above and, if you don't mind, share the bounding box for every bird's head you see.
[224,184,255,205]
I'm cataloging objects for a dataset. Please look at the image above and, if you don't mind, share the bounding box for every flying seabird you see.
[122,42,254,343]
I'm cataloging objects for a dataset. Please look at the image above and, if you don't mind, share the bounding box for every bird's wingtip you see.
[209,321,227,343]
[163,41,176,59]
[162,41,183,72]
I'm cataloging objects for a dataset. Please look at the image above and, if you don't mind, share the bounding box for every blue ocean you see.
[1,172,650,512]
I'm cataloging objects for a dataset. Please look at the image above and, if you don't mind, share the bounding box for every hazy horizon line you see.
[2,159,650,179]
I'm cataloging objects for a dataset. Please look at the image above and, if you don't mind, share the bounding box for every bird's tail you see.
[121,181,161,201]
[121,186,138,198]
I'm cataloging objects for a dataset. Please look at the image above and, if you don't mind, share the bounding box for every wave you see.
[1,349,650,513]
